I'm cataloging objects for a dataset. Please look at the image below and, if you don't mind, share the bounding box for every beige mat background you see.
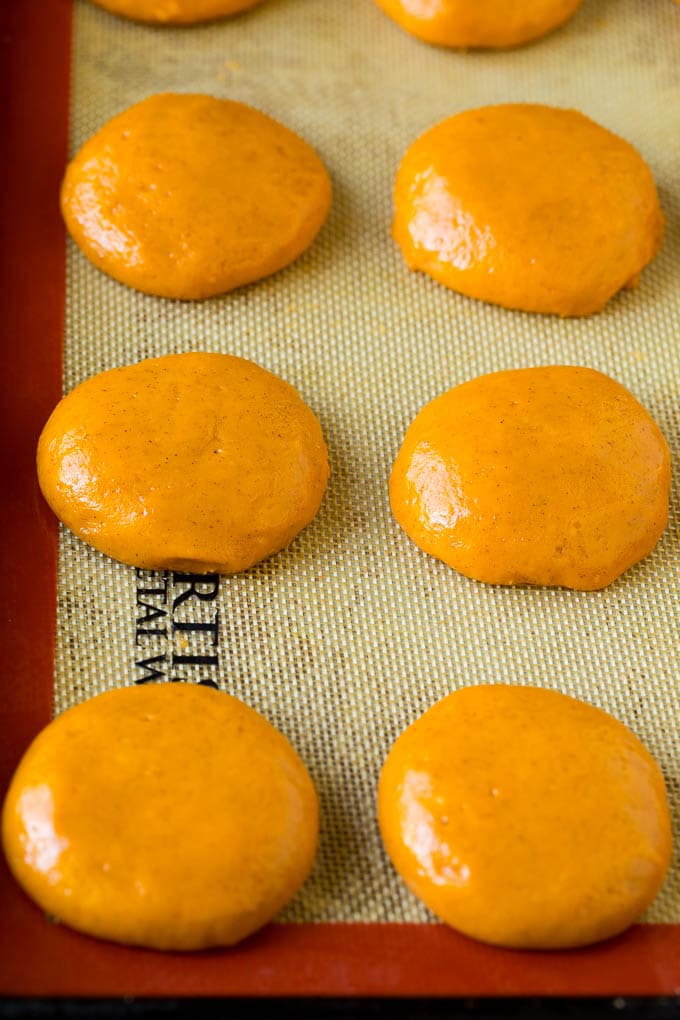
[56,0,680,923]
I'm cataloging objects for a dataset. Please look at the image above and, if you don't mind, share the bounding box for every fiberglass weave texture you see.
[56,0,680,923]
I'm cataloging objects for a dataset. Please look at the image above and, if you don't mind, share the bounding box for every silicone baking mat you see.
[1,0,680,997]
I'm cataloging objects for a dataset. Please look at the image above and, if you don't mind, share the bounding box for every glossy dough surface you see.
[88,0,263,22]
[37,352,330,573]
[393,104,664,316]
[390,366,670,590]
[1,684,319,950]
[378,684,672,949]
[60,93,332,299]
[374,0,582,48]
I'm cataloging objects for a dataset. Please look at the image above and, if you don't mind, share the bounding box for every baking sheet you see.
[2,0,680,997]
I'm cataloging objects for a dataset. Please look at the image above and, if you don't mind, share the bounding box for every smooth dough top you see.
[37,352,330,573]
[88,0,263,23]
[2,684,318,950]
[373,0,582,48]
[60,93,332,299]
[393,104,664,316]
[378,684,672,949]
[390,366,670,590]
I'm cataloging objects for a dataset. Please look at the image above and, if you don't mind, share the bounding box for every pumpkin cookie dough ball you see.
[390,366,670,590]
[393,104,664,316]
[87,0,263,23]
[2,685,318,950]
[378,684,672,949]
[374,0,582,49]
[37,352,329,573]
[60,94,332,299]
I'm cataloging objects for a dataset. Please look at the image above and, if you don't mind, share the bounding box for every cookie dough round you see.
[374,0,582,48]
[378,684,672,949]
[393,104,664,316]
[37,352,330,573]
[2,684,318,950]
[60,93,332,299]
[88,0,263,23]
[390,366,670,590]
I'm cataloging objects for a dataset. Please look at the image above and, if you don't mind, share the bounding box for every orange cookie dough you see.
[2,684,318,950]
[393,104,664,316]
[390,366,670,590]
[37,352,329,573]
[60,94,332,299]
[88,0,263,23]
[378,684,672,949]
[374,0,582,49]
